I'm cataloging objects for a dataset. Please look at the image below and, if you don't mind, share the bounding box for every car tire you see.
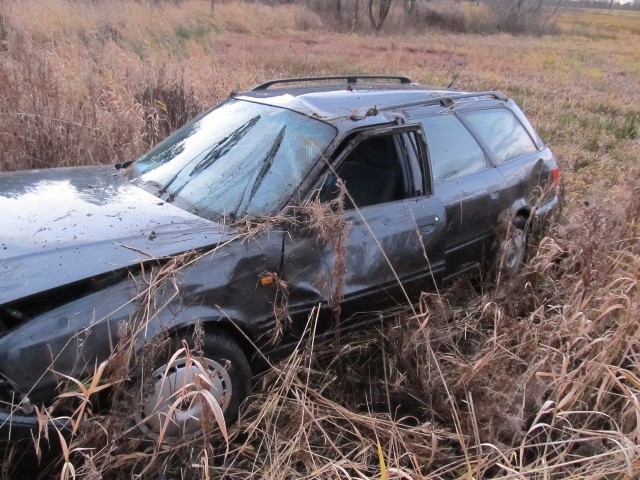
[496,215,528,279]
[134,330,251,441]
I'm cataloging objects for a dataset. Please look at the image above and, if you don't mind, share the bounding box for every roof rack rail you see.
[378,90,508,112]
[252,75,414,91]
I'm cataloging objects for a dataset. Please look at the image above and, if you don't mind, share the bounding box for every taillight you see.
[551,166,560,186]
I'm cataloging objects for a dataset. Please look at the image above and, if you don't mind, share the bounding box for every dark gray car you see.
[0,76,561,444]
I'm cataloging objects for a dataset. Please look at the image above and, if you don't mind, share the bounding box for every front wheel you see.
[135,331,251,442]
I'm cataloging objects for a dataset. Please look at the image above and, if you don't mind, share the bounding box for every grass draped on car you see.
[0,1,638,478]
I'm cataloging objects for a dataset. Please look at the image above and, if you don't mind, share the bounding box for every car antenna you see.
[447,71,460,89]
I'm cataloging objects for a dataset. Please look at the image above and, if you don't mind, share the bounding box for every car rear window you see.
[462,108,538,164]
[420,114,487,181]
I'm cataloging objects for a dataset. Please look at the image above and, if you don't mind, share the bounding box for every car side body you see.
[0,76,560,445]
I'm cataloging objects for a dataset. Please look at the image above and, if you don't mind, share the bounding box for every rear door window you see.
[462,108,538,165]
[420,114,487,181]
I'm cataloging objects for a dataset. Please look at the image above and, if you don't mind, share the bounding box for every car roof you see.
[234,76,507,122]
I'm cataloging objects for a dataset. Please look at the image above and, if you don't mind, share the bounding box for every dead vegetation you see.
[0,1,638,478]
[300,184,351,325]
[19,163,639,480]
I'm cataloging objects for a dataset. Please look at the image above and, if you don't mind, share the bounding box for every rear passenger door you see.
[419,113,506,275]
[459,107,551,213]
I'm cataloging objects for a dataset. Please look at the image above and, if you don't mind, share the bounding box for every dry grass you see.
[0,1,639,478]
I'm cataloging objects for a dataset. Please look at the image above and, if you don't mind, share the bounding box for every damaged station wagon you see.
[0,76,561,445]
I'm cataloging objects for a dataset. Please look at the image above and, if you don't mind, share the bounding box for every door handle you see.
[418,215,439,234]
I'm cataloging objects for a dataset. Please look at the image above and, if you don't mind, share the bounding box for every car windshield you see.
[126,99,336,220]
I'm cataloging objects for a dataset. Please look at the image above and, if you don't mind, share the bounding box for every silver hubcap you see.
[502,227,526,276]
[136,356,232,440]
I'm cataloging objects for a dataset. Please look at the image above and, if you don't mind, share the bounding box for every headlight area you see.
[0,269,132,334]
[0,277,141,405]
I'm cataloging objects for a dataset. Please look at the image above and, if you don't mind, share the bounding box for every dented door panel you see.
[0,230,286,399]
[283,196,446,336]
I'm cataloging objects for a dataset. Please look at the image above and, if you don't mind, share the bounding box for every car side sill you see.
[0,408,70,441]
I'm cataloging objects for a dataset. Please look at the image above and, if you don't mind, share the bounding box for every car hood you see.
[0,166,233,305]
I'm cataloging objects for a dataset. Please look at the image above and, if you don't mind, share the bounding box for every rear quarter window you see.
[420,114,487,181]
[462,108,538,165]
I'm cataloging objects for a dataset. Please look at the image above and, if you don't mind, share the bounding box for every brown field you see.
[0,1,639,478]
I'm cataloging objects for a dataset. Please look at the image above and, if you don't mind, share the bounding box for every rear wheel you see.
[135,331,251,441]
[496,215,528,279]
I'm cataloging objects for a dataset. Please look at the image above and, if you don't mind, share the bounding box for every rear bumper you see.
[535,194,561,218]
[529,193,561,241]
[532,193,561,230]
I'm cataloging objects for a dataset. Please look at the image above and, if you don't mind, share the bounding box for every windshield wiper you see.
[247,126,286,203]
[189,115,261,179]
[158,115,261,200]
[231,126,286,217]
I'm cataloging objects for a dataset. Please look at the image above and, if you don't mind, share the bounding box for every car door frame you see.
[278,123,447,345]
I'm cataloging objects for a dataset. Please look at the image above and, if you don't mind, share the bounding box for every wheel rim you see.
[136,356,232,440]
[502,227,526,276]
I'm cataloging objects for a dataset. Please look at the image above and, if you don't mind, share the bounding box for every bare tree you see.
[403,0,416,17]
[368,0,392,32]
[487,0,560,34]
[543,0,563,30]
[351,0,360,32]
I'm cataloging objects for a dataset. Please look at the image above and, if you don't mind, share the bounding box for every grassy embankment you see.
[0,1,639,478]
